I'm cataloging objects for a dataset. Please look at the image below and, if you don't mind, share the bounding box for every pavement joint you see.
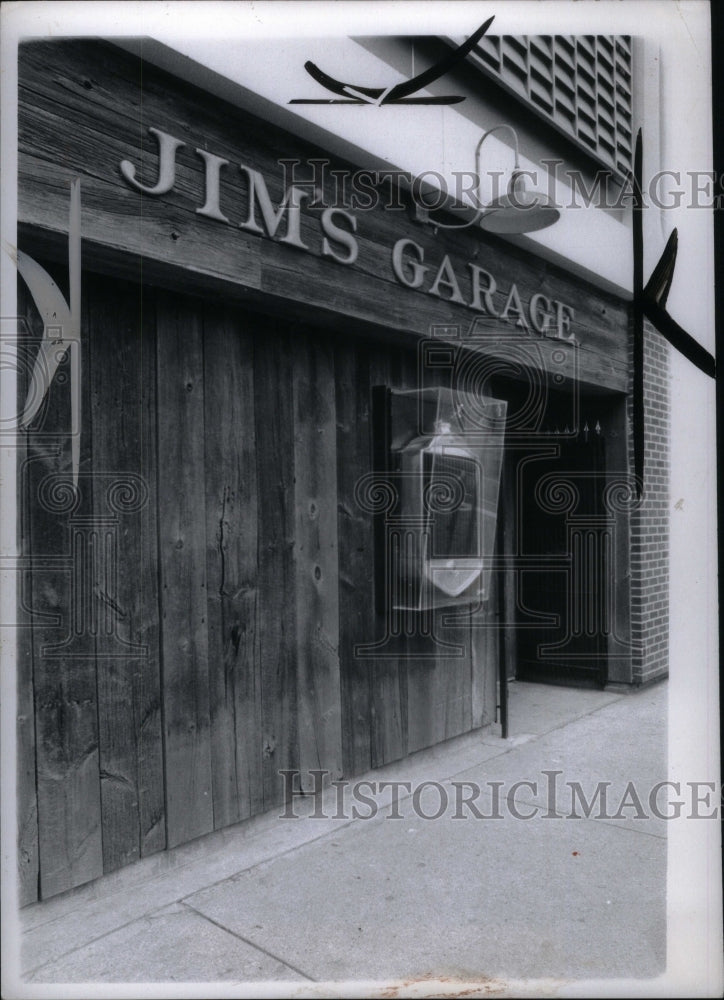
[180,901,317,983]
[23,903,171,979]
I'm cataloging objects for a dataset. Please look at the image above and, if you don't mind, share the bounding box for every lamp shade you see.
[480,170,560,235]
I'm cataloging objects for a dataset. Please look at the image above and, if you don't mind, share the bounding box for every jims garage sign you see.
[120,127,576,342]
[17,40,629,390]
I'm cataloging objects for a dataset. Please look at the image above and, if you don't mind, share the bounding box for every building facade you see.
[16,30,668,904]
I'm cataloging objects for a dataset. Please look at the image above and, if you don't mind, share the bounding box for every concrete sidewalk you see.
[13,680,669,996]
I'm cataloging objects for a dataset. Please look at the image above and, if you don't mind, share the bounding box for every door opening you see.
[515,419,609,689]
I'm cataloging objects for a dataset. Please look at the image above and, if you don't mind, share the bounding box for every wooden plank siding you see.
[17,266,512,901]
[396,348,474,758]
[253,325,299,808]
[293,331,344,791]
[368,351,409,769]
[22,270,104,900]
[16,464,39,906]
[473,566,500,730]
[203,304,263,827]
[155,292,215,848]
[17,285,40,906]
[87,276,165,871]
[335,340,375,778]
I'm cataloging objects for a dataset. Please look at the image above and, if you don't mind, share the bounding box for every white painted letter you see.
[500,283,529,329]
[391,239,428,289]
[429,255,465,304]
[468,264,498,315]
[529,293,555,334]
[554,300,575,341]
[196,149,231,222]
[120,128,185,196]
[239,166,311,249]
[321,208,358,265]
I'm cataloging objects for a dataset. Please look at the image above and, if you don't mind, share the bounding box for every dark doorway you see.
[516,428,609,688]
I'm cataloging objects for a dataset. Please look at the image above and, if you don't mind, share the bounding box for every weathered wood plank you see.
[17,151,263,297]
[401,343,473,754]
[369,350,409,768]
[406,659,443,756]
[21,265,104,899]
[470,571,499,731]
[470,611,486,731]
[292,330,343,790]
[395,340,436,758]
[16,285,39,906]
[254,323,297,808]
[87,275,165,870]
[335,340,374,778]
[136,291,167,856]
[204,304,262,826]
[17,485,39,905]
[438,612,472,740]
[404,613,470,754]
[155,290,213,848]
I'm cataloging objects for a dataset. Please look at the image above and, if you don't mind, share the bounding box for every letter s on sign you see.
[321,208,358,265]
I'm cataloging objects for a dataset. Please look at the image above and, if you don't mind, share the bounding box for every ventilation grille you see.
[470,35,633,177]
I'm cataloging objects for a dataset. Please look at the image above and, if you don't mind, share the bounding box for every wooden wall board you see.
[335,339,374,778]
[253,324,298,809]
[16,285,40,905]
[22,274,104,899]
[155,291,214,848]
[88,275,166,870]
[203,304,263,824]
[293,331,344,790]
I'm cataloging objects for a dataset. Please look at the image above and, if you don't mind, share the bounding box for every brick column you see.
[628,319,670,684]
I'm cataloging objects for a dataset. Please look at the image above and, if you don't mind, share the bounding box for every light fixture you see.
[475,124,560,235]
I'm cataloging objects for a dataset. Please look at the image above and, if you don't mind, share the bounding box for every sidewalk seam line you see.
[22,903,177,978]
[181,901,317,982]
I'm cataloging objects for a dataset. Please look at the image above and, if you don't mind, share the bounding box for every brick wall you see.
[628,319,670,684]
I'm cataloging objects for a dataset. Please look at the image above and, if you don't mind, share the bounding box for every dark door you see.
[516,432,608,687]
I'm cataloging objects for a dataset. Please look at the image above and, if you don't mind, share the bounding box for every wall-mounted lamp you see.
[475,124,560,235]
